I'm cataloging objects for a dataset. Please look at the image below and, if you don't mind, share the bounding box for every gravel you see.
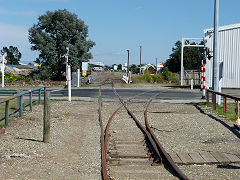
[0,101,101,180]
[1,91,240,179]
[147,102,240,179]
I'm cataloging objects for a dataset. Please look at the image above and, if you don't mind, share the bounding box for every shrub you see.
[0,72,32,83]
[132,72,166,84]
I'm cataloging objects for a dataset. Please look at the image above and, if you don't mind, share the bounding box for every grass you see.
[198,102,237,122]
[0,99,43,127]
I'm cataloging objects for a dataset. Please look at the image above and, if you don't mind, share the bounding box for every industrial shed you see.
[204,23,240,89]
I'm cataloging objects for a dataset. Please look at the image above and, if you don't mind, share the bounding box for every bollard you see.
[5,101,9,126]
[43,90,50,143]
[190,79,193,90]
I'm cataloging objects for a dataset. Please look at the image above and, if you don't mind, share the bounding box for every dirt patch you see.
[0,101,101,179]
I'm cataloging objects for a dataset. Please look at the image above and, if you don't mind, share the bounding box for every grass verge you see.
[198,102,236,122]
[0,99,43,127]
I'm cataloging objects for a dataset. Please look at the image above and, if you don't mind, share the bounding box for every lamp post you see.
[139,45,142,74]
[156,57,157,74]
[213,0,220,104]
[126,50,130,78]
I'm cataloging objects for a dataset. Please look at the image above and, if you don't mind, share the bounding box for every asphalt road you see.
[1,87,239,102]
[50,88,203,102]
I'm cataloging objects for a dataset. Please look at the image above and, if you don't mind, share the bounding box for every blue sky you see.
[0,0,239,65]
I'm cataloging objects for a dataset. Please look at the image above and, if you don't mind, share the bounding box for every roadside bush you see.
[0,72,32,83]
[161,67,179,83]
[162,67,171,81]
[132,71,165,84]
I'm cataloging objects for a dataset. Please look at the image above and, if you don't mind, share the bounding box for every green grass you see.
[198,102,236,122]
[0,99,43,127]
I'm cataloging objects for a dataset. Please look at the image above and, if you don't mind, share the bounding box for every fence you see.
[183,70,201,86]
[206,89,239,121]
[0,86,45,125]
[0,86,50,142]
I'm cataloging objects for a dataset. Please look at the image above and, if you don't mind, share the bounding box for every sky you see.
[0,0,240,66]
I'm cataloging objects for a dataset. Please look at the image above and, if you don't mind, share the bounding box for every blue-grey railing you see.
[0,86,46,126]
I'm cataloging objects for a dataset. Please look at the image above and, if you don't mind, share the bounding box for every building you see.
[122,62,127,71]
[157,62,165,72]
[89,61,104,71]
[204,23,240,89]
[141,64,156,74]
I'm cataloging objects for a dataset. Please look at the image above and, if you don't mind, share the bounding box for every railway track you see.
[98,82,189,180]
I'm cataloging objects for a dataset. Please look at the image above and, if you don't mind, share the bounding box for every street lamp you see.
[213,0,220,104]
[126,50,130,78]
[156,57,157,74]
[139,45,142,74]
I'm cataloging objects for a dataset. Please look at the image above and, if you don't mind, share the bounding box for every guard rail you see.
[206,89,239,120]
[0,86,46,126]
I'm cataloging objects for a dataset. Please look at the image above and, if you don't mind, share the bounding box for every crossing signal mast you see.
[0,54,6,88]
[65,47,71,101]
[180,38,204,86]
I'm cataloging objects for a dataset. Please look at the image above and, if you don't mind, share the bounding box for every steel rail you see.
[101,81,187,179]
[112,87,163,164]
[103,84,157,179]
[104,87,151,158]
[144,99,189,180]
[98,86,109,180]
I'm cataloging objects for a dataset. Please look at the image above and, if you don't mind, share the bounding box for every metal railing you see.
[206,89,240,120]
[0,86,46,126]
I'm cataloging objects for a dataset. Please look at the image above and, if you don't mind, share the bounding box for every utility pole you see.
[155,57,157,74]
[126,50,130,78]
[139,45,142,74]
[213,0,220,104]
[180,38,184,86]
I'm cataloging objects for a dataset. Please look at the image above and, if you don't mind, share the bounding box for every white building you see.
[122,62,127,71]
[204,23,240,89]
[157,62,165,72]
[89,61,104,71]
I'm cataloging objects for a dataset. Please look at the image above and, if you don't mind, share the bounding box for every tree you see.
[165,40,203,73]
[1,46,21,65]
[129,64,139,74]
[29,9,95,80]
[117,64,122,70]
